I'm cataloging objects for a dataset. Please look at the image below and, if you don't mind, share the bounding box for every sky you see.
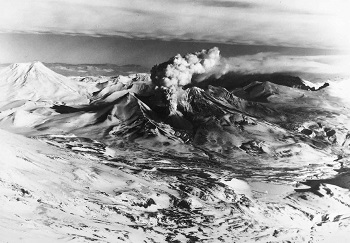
[0,0,349,69]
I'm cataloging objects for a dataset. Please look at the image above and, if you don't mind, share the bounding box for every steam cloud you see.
[151,47,221,89]
[150,47,222,114]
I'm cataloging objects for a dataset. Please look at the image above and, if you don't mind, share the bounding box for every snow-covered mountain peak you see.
[0,62,90,106]
[5,61,69,84]
[9,61,47,73]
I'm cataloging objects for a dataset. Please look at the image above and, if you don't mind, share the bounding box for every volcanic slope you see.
[34,92,184,144]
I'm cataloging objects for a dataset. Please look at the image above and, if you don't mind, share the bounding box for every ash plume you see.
[150,47,221,115]
[151,47,221,89]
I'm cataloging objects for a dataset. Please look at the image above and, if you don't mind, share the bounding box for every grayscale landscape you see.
[0,1,349,242]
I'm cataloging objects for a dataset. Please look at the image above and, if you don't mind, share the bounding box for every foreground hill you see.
[1,118,350,243]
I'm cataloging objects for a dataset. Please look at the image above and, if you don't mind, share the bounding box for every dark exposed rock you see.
[301,129,313,136]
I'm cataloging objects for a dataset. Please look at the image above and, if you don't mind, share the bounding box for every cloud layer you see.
[0,0,349,50]
[220,54,350,75]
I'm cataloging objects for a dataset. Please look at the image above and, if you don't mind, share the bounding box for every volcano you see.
[0,62,89,106]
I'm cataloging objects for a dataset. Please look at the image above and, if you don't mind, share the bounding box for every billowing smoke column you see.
[151,47,221,114]
[151,47,221,89]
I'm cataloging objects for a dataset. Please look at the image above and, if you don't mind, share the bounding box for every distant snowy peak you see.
[9,61,45,71]
[6,61,65,83]
[0,62,89,106]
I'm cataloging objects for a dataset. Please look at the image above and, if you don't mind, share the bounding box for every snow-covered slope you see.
[0,62,89,106]
[1,120,350,242]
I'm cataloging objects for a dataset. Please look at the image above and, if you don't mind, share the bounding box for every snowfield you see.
[1,55,350,242]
